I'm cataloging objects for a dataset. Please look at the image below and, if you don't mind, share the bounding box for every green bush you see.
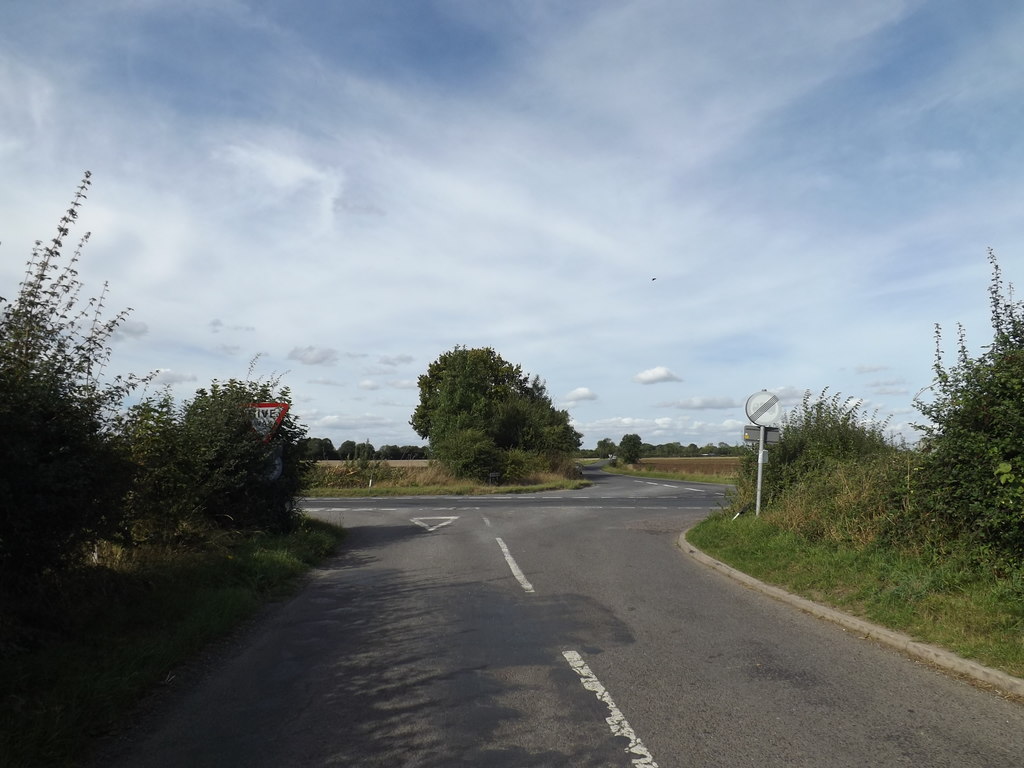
[915,251,1024,562]
[0,173,145,584]
[122,377,307,537]
[501,448,542,482]
[750,389,893,510]
[431,428,502,482]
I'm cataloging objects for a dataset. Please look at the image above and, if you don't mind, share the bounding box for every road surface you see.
[100,466,1024,767]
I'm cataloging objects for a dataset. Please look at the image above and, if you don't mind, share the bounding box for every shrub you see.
[431,428,502,482]
[175,378,306,533]
[501,448,543,483]
[751,388,893,509]
[915,251,1024,562]
[118,366,309,540]
[0,173,145,584]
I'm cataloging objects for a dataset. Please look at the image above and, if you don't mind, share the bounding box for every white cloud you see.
[378,354,414,367]
[564,387,598,405]
[152,369,197,385]
[633,367,682,385]
[658,397,737,410]
[288,347,339,366]
[308,377,345,387]
[113,319,148,340]
[1,1,1018,450]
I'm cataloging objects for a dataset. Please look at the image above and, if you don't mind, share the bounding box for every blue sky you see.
[3,0,1023,450]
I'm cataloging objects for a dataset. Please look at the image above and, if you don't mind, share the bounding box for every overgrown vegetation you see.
[916,250,1024,564]
[691,251,1024,679]
[121,374,306,540]
[0,176,324,767]
[0,173,144,586]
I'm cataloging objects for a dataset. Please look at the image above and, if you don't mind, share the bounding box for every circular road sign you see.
[745,390,781,426]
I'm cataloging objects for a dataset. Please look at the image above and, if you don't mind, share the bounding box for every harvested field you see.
[637,457,741,477]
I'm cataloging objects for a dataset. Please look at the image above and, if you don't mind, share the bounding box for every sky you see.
[2,0,1023,450]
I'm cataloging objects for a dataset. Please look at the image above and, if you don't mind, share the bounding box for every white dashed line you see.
[562,650,659,767]
[495,537,534,593]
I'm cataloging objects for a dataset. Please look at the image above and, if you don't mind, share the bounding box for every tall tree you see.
[618,433,643,464]
[411,346,581,480]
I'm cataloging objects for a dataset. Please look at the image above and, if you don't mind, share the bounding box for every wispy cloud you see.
[658,397,737,410]
[152,369,196,385]
[1,1,1020,449]
[378,354,414,367]
[633,367,682,385]
[288,347,340,366]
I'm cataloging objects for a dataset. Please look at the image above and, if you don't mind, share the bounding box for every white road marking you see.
[495,537,534,593]
[302,507,397,513]
[482,516,492,527]
[562,650,659,767]
[410,516,458,532]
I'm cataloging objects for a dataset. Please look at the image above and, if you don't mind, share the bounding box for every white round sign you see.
[745,390,780,426]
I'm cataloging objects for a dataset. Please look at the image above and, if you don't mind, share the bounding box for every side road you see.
[678,528,1024,700]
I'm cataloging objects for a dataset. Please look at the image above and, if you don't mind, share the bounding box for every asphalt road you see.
[100,466,1024,767]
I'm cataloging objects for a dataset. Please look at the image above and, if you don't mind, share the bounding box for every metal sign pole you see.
[744,390,780,520]
[755,425,766,516]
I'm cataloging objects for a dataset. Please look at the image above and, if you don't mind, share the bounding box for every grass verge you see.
[302,460,589,496]
[0,517,346,768]
[303,478,588,497]
[687,512,1024,680]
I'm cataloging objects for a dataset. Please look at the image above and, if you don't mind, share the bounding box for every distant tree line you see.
[298,437,429,461]
[577,436,747,461]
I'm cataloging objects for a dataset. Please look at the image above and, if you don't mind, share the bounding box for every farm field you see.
[639,457,740,476]
[603,456,740,484]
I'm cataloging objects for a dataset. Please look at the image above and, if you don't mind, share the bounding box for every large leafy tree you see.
[411,346,580,480]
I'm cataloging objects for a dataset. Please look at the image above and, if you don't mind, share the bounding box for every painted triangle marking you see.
[410,516,459,532]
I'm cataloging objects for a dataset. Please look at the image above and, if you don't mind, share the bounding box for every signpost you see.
[744,390,781,516]
[245,402,290,481]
